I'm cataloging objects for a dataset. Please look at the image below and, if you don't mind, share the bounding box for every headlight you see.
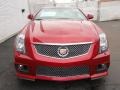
[15,33,25,54]
[99,33,108,53]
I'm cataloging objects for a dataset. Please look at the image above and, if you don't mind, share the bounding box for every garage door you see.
[0,0,29,43]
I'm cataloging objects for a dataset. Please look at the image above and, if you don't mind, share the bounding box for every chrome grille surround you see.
[34,42,92,59]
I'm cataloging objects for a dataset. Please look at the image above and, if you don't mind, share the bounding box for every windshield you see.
[35,8,87,20]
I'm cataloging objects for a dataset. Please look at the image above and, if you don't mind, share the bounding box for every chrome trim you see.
[33,42,93,45]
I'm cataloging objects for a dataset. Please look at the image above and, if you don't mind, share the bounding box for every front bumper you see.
[14,51,110,81]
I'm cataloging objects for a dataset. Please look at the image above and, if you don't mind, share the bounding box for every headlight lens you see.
[15,33,25,54]
[99,33,108,53]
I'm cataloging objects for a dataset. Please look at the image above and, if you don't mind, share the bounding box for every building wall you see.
[100,1,120,21]
[29,0,53,14]
[0,0,29,43]
[78,1,98,20]
[100,0,117,2]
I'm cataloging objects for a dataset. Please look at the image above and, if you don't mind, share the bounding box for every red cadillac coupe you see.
[14,8,110,81]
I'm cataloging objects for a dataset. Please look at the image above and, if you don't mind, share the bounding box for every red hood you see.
[30,20,98,43]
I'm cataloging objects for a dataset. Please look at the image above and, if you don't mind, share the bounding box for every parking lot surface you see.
[0,20,120,90]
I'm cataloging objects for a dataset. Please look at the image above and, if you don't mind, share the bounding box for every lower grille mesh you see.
[37,66,89,77]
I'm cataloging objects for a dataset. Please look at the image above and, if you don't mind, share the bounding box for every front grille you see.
[34,43,91,58]
[36,66,89,77]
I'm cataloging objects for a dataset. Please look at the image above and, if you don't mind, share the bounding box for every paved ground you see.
[0,20,120,90]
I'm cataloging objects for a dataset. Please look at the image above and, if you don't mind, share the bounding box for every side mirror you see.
[28,14,34,20]
[87,14,94,20]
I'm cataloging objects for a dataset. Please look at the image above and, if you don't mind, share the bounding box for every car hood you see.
[31,20,98,43]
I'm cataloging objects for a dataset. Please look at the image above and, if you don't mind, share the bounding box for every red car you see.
[14,8,110,81]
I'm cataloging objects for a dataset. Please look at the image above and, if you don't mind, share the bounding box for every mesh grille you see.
[34,43,91,58]
[36,66,89,77]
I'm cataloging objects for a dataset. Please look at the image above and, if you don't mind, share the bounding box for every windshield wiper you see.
[56,18,72,19]
[35,18,43,20]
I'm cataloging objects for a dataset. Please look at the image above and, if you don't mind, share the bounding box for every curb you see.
[0,32,18,44]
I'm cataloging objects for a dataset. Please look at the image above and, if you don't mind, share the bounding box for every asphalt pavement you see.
[0,20,120,90]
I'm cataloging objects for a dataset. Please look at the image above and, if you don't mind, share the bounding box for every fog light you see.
[15,64,29,73]
[97,64,107,72]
